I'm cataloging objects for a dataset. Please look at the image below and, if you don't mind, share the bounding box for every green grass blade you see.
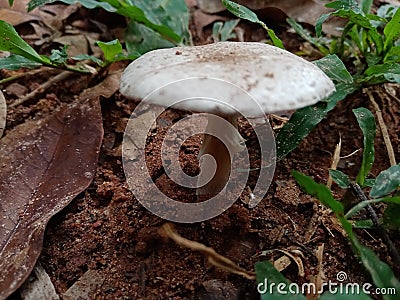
[291,171,344,214]
[360,0,373,14]
[293,172,400,300]
[370,164,400,198]
[353,108,376,187]
[384,8,400,51]
[287,18,329,55]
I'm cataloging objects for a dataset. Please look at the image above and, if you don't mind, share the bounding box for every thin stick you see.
[327,137,342,189]
[366,89,396,166]
[10,71,73,108]
[0,67,56,85]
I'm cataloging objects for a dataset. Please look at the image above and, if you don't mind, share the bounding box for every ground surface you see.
[2,1,400,299]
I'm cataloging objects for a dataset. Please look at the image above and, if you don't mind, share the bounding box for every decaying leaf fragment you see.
[0,97,103,299]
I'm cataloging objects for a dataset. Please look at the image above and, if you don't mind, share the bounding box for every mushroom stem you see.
[196,115,245,197]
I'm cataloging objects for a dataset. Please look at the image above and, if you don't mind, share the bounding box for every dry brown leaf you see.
[0,97,103,298]
[161,223,256,280]
[0,9,40,26]
[199,0,332,25]
[327,138,342,189]
[193,9,228,39]
[19,262,59,300]
[0,90,5,139]
[273,255,291,272]
[53,35,89,57]
[62,270,104,300]
[79,70,122,100]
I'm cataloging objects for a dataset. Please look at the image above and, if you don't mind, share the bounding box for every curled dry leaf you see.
[0,97,103,299]
[161,223,256,280]
[0,90,5,139]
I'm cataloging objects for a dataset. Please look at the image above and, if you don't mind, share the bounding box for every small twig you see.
[9,71,73,108]
[161,223,255,280]
[349,182,400,267]
[366,89,397,166]
[0,67,57,85]
[327,137,342,189]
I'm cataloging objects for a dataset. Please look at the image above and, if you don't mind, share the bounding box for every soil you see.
[2,2,400,300]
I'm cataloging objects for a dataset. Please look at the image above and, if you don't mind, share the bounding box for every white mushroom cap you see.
[120,42,335,116]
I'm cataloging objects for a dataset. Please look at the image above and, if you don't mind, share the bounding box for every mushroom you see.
[120,42,335,196]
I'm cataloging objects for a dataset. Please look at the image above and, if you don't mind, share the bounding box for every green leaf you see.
[370,164,400,198]
[8,0,14,6]
[0,20,48,64]
[315,13,332,37]
[384,45,400,63]
[125,21,175,54]
[255,261,306,300]
[292,170,344,214]
[329,169,350,188]
[353,239,400,300]
[124,0,190,53]
[314,54,354,84]
[96,39,122,64]
[360,0,373,15]
[222,0,284,48]
[362,63,400,84]
[276,82,356,159]
[72,54,103,66]
[364,178,376,187]
[49,46,68,65]
[130,0,191,45]
[383,203,400,230]
[353,219,374,229]
[276,55,357,159]
[31,0,184,44]
[353,108,376,187]
[0,54,42,70]
[384,8,400,51]
[212,19,240,42]
[293,171,400,300]
[326,0,360,11]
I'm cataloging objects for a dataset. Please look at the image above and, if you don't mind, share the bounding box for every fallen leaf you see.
[0,97,103,299]
[62,270,104,300]
[198,0,334,27]
[0,90,5,139]
[53,35,89,57]
[79,70,122,100]
[19,262,59,300]
[193,9,228,39]
[0,9,40,26]
[273,255,291,272]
